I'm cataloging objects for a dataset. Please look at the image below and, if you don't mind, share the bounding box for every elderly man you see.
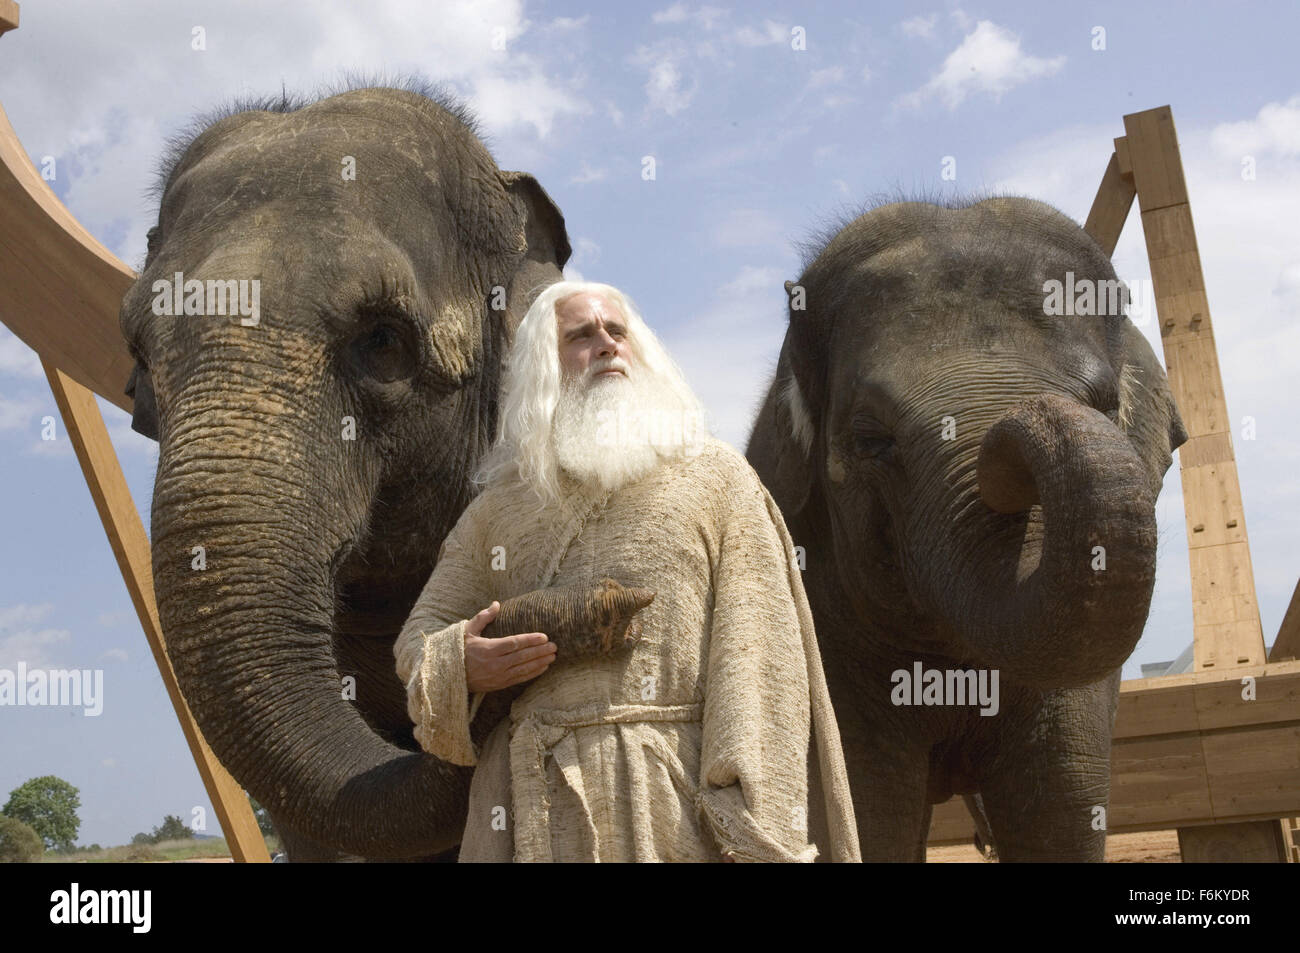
[394,281,859,862]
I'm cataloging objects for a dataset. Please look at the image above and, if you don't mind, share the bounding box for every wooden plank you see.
[1162,332,1226,436]
[1122,107,1267,674]
[926,663,1300,844]
[1114,135,1133,177]
[1180,463,1250,549]
[0,1,17,37]
[1111,734,1213,828]
[1193,662,1300,731]
[1178,431,1234,468]
[1203,724,1300,819]
[1188,544,1265,668]
[1271,579,1300,662]
[1114,675,1201,739]
[1123,106,1189,212]
[1083,152,1135,256]
[927,797,975,844]
[0,101,137,412]
[1178,821,1287,862]
[42,359,269,862]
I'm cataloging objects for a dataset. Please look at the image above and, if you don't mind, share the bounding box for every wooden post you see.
[41,359,270,863]
[1095,105,1283,862]
[1122,106,1267,673]
[0,1,19,38]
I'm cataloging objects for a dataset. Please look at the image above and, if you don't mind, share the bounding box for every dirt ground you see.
[927,829,1183,862]
[174,830,1185,862]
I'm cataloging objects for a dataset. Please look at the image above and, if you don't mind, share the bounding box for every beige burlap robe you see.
[394,439,860,862]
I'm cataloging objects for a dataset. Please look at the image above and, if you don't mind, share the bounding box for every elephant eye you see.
[851,422,895,460]
[349,311,418,385]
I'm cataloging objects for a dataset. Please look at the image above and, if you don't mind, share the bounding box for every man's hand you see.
[464,601,557,693]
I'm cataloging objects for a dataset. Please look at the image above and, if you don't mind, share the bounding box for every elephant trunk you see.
[150,408,469,859]
[921,393,1157,689]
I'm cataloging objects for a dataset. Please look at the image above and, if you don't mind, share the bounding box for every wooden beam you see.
[1083,151,1136,256]
[1123,105,1267,672]
[0,100,137,412]
[0,1,18,37]
[928,661,1300,844]
[42,359,269,862]
[1270,579,1300,662]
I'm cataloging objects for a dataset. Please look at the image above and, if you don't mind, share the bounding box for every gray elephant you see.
[119,81,571,860]
[747,197,1187,862]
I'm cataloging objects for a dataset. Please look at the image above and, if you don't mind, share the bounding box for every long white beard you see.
[552,362,702,494]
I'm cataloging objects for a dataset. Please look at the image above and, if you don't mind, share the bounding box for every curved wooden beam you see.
[0,99,137,413]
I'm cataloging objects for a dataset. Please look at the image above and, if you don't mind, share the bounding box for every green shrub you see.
[0,815,44,863]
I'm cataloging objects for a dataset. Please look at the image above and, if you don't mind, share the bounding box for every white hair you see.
[472,281,710,508]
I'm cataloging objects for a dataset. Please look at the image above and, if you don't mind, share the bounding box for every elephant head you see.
[118,83,570,857]
[748,197,1186,690]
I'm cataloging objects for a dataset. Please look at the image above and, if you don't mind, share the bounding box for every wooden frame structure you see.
[0,0,1293,861]
[929,106,1300,862]
[0,6,269,862]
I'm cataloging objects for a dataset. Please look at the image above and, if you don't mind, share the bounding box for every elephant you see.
[746,196,1187,862]
[118,80,571,860]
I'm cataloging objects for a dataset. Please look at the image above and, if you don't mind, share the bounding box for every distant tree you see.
[0,815,44,863]
[150,814,194,842]
[247,797,275,836]
[2,776,80,851]
[130,831,154,846]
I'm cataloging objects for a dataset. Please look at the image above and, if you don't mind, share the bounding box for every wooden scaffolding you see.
[1,0,1294,861]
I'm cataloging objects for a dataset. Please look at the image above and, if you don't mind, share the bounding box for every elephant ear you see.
[498,171,572,335]
[125,363,160,442]
[1116,318,1188,496]
[746,280,825,517]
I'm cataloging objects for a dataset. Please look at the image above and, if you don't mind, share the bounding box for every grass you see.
[40,834,280,863]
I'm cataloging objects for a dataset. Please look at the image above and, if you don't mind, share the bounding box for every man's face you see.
[556,292,634,383]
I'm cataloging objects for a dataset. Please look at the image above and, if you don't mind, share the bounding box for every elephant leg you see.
[977,676,1119,862]
[839,702,934,862]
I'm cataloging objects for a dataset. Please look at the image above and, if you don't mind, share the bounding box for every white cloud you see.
[100,647,129,662]
[653,3,727,30]
[901,14,938,39]
[899,20,1065,111]
[734,20,787,47]
[0,603,71,669]
[0,0,591,271]
[1211,94,1300,159]
[548,15,589,31]
[0,392,45,431]
[807,67,845,90]
[0,328,44,379]
[569,160,608,184]
[653,3,691,24]
[563,237,602,283]
[634,45,697,115]
[664,265,789,448]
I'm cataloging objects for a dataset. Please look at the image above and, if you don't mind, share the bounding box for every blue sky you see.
[1,0,1297,847]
